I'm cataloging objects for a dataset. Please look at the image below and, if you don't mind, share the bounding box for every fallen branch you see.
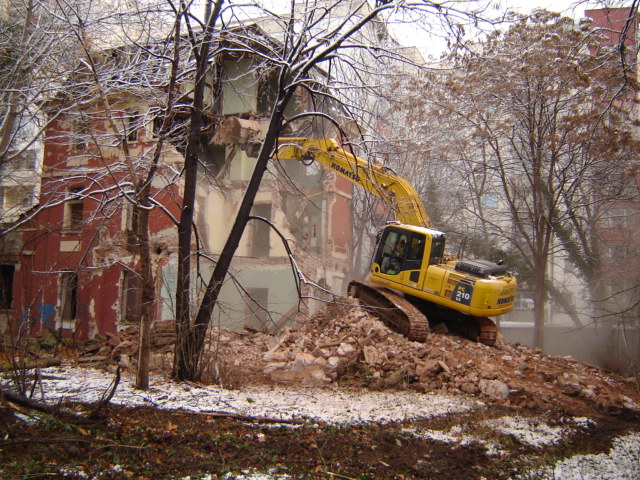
[90,365,121,417]
[2,389,53,414]
[0,358,62,372]
[2,389,106,425]
[320,471,357,480]
[200,410,307,425]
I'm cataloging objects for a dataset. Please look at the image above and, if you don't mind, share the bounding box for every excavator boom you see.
[275,138,431,228]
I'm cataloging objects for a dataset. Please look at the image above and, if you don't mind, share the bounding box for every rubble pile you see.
[80,302,640,415]
[207,301,640,415]
[80,320,175,367]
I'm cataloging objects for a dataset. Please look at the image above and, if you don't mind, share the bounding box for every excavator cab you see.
[370,222,516,314]
[372,224,446,287]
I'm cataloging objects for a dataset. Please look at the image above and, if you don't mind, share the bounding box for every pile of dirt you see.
[84,301,640,416]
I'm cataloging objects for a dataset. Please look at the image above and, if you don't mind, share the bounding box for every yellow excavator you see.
[275,138,517,345]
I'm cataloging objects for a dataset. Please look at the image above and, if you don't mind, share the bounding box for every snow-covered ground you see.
[34,366,480,424]
[9,366,640,480]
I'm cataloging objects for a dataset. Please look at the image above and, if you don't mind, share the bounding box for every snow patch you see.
[403,415,598,456]
[529,433,640,480]
[32,366,479,424]
[483,416,565,448]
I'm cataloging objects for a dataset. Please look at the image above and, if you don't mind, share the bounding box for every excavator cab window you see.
[377,229,426,275]
[429,235,445,265]
[377,230,404,275]
[405,235,425,270]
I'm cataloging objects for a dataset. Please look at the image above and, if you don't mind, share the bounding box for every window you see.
[121,270,141,323]
[126,110,139,143]
[60,271,78,325]
[244,288,269,331]
[0,185,33,211]
[376,230,407,275]
[481,193,498,209]
[429,234,445,265]
[0,265,15,310]
[64,187,84,233]
[71,117,89,152]
[152,113,162,138]
[2,149,38,171]
[251,204,271,257]
[123,202,140,252]
[257,71,278,114]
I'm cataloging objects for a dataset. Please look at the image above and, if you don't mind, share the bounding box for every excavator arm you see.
[275,138,431,228]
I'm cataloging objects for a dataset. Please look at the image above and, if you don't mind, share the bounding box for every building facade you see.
[6,42,354,340]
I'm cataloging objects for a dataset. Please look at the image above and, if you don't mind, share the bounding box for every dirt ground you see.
[1,397,639,480]
[1,302,640,479]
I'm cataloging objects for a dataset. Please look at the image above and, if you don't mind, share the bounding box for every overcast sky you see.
[390,0,611,56]
[499,0,602,15]
[253,1,622,56]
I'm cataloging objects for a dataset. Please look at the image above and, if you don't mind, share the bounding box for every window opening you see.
[60,271,78,325]
[251,204,271,257]
[126,110,139,143]
[0,186,33,211]
[71,117,88,152]
[0,265,15,310]
[123,202,140,252]
[64,187,84,233]
[121,270,141,323]
[257,71,278,114]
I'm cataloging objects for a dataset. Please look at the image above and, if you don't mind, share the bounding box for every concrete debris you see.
[479,379,510,400]
[80,303,640,416]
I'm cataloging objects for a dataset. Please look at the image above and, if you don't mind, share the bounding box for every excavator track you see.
[476,317,498,345]
[407,296,498,346]
[347,280,429,342]
[349,281,498,346]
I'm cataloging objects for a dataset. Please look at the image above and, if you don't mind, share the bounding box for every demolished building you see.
[6,23,356,340]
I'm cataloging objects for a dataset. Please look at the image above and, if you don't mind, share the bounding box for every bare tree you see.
[0,0,84,227]
[49,0,184,389]
[171,0,500,381]
[2,0,187,389]
[398,10,640,349]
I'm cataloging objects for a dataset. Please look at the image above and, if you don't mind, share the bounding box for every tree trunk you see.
[179,115,285,380]
[173,0,225,380]
[173,147,199,378]
[135,205,154,390]
[533,254,546,349]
